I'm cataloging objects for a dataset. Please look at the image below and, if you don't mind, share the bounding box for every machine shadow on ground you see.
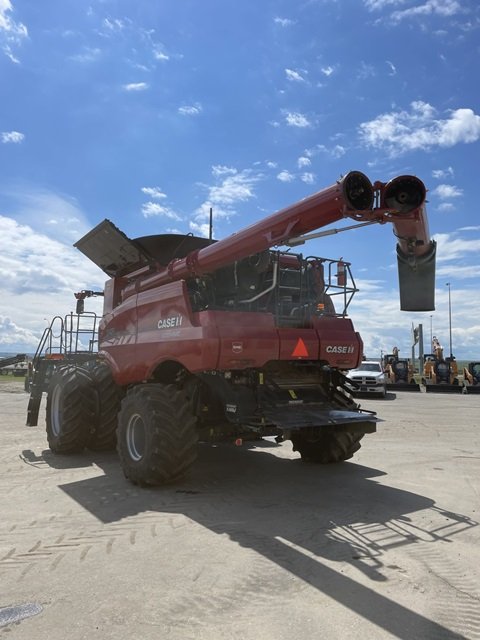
[21,440,477,640]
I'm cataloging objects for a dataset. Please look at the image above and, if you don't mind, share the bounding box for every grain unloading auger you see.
[27,171,436,486]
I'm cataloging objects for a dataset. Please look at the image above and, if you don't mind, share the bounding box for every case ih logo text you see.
[325,345,355,354]
[158,315,183,329]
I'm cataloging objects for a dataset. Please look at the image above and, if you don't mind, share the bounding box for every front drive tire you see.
[46,365,96,453]
[117,384,198,486]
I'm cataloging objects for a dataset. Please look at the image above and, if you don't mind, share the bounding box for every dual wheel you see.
[46,363,121,453]
[46,366,197,485]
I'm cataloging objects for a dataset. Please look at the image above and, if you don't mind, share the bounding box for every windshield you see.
[353,363,382,372]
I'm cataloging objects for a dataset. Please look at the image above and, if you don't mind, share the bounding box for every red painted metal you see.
[95,171,431,384]
[120,171,374,301]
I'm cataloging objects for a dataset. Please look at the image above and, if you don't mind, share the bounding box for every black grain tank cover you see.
[74,219,215,277]
[134,234,215,266]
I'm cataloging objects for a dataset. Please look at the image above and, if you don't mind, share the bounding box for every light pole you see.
[430,314,433,352]
[446,282,453,358]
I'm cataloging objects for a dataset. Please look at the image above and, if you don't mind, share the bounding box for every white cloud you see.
[0,212,105,351]
[364,0,461,21]
[1,187,95,243]
[277,170,295,183]
[364,0,406,9]
[178,103,202,116]
[432,166,454,179]
[70,47,101,63]
[285,112,311,128]
[358,62,376,79]
[437,203,455,212]
[285,68,306,83]
[300,173,315,184]
[274,17,295,27]
[386,60,397,75]
[359,102,480,154]
[211,165,237,178]
[122,82,149,91]
[320,66,334,77]
[102,17,126,32]
[189,221,211,237]
[297,156,311,168]
[0,314,38,347]
[391,0,462,22]
[0,0,28,63]
[153,48,170,61]
[432,184,463,199]
[191,168,261,237]
[433,232,480,262]
[141,186,167,199]
[1,130,24,143]
[141,202,181,220]
[306,143,346,159]
[208,171,258,204]
[436,264,480,279]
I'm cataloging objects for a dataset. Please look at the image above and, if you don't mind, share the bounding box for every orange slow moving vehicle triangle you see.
[292,338,309,358]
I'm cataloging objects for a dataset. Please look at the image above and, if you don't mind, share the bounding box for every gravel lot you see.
[1,381,479,639]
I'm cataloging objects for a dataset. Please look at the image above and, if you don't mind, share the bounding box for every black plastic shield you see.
[397,241,436,311]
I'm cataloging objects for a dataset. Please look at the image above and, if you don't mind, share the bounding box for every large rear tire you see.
[117,384,198,486]
[87,363,122,451]
[291,429,364,463]
[46,365,96,453]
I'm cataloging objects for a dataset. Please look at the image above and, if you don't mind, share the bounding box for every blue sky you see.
[1,0,479,360]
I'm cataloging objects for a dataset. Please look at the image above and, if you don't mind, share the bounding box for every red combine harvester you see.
[26,171,436,485]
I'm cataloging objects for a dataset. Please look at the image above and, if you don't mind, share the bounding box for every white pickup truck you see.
[346,361,387,398]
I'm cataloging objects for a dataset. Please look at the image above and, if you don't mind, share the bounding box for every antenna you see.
[209,207,213,241]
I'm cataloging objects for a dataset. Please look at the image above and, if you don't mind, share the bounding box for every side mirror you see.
[76,298,85,314]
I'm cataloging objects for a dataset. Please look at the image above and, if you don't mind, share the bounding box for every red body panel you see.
[314,316,363,369]
[99,279,362,385]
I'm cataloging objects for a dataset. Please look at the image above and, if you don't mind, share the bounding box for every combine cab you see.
[463,362,480,394]
[26,171,436,486]
[382,348,420,392]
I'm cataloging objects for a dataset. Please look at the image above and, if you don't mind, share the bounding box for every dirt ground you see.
[1,381,479,639]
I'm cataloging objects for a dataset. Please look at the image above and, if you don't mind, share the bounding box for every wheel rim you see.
[50,385,62,437]
[126,413,146,461]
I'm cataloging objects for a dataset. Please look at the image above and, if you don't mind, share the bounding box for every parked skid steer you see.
[382,348,420,392]
[422,336,461,394]
[463,362,480,394]
[26,172,436,485]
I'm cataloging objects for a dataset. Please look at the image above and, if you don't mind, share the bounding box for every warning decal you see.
[292,338,309,358]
